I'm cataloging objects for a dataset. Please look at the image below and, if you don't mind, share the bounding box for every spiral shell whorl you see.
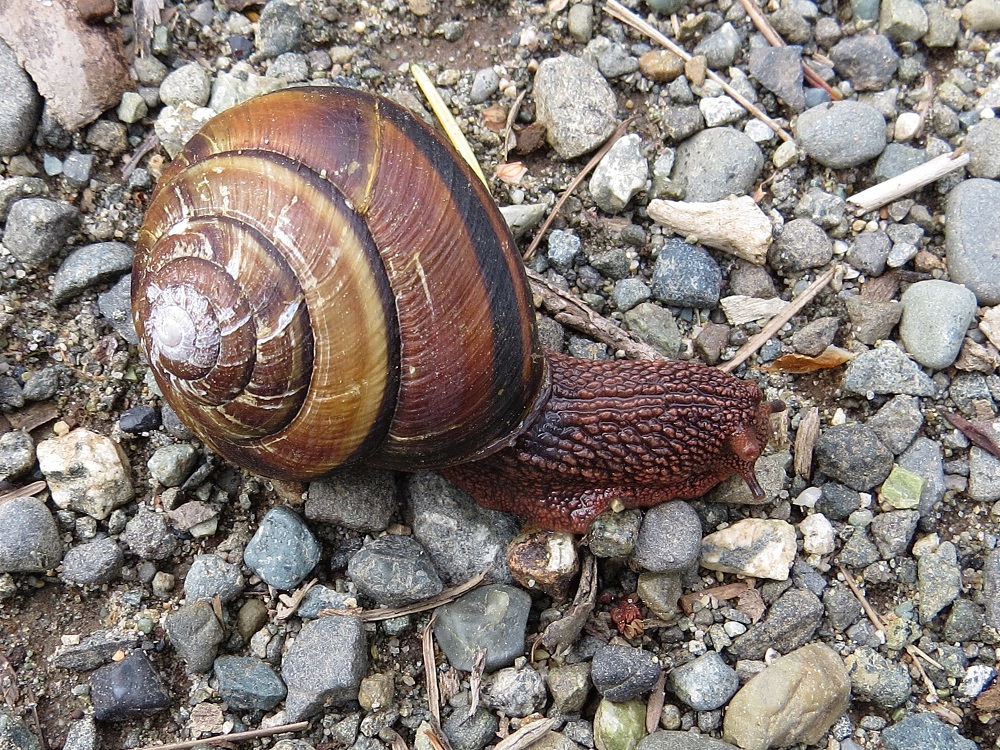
[133,86,544,480]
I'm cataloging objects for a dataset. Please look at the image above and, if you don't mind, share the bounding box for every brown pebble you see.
[638,50,685,82]
[514,121,548,155]
[685,55,708,85]
[75,0,115,22]
[913,249,945,272]
[408,0,433,16]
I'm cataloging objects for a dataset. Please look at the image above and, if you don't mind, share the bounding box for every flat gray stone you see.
[946,178,1000,305]
[281,615,367,720]
[671,128,764,201]
[794,101,887,168]
[534,54,618,159]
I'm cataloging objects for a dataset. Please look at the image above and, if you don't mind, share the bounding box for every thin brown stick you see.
[321,567,490,621]
[522,116,636,262]
[720,265,836,372]
[846,150,969,214]
[0,481,47,506]
[736,0,841,100]
[133,721,310,750]
[526,269,661,360]
[604,0,793,142]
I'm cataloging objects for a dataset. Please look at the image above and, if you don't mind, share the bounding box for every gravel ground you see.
[1,0,1000,749]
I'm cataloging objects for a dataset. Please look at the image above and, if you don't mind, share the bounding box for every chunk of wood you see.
[719,294,788,326]
[648,196,772,265]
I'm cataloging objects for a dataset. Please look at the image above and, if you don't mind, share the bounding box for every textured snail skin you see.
[443,352,775,533]
[133,85,773,534]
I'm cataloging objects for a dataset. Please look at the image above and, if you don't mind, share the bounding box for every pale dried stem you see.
[720,265,837,373]
[493,718,558,750]
[603,0,793,142]
[133,721,310,750]
[846,150,969,214]
[527,270,661,360]
[838,565,942,700]
[423,616,442,729]
[412,63,489,189]
[321,567,490,622]
[522,116,636,263]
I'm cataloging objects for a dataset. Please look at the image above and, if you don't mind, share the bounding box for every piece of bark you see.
[0,0,130,130]
[719,295,789,326]
[794,407,820,480]
[648,196,772,265]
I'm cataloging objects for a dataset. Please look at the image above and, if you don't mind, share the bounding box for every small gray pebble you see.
[214,655,287,711]
[2,197,79,269]
[165,601,225,673]
[243,506,321,590]
[591,644,662,701]
[632,501,702,573]
[52,242,133,304]
[61,537,123,585]
[184,553,245,604]
[347,535,443,607]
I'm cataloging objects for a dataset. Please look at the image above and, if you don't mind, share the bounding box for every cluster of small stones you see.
[0,0,999,748]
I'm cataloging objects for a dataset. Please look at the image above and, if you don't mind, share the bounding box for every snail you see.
[132,85,779,533]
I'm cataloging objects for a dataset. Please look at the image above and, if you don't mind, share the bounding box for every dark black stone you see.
[89,650,169,721]
[118,405,161,433]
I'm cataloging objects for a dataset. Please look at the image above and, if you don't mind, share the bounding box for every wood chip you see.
[793,407,820,480]
[980,305,1000,351]
[719,295,789,326]
[647,196,772,265]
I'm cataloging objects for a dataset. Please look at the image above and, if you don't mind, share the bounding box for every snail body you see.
[133,86,774,533]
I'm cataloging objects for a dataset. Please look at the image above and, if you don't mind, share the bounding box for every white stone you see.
[894,111,921,141]
[37,428,134,520]
[800,513,835,555]
[700,518,797,581]
[699,95,745,127]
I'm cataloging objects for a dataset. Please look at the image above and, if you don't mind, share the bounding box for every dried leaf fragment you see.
[763,346,854,373]
[942,412,1000,460]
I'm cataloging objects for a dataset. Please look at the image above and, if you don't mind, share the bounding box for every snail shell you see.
[133,86,546,479]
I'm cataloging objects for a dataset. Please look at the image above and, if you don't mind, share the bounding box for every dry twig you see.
[837,565,942,700]
[527,270,660,360]
[720,265,837,372]
[604,0,793,142]
[646,670,667,734]
[735,0,841,100]
[522,116,636,262]
[0,481,47,507]
[493,718,558,750]
[321,567,489,621]
[133,721,310,750]
[423,616,442,728]
[846,150,969,214]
